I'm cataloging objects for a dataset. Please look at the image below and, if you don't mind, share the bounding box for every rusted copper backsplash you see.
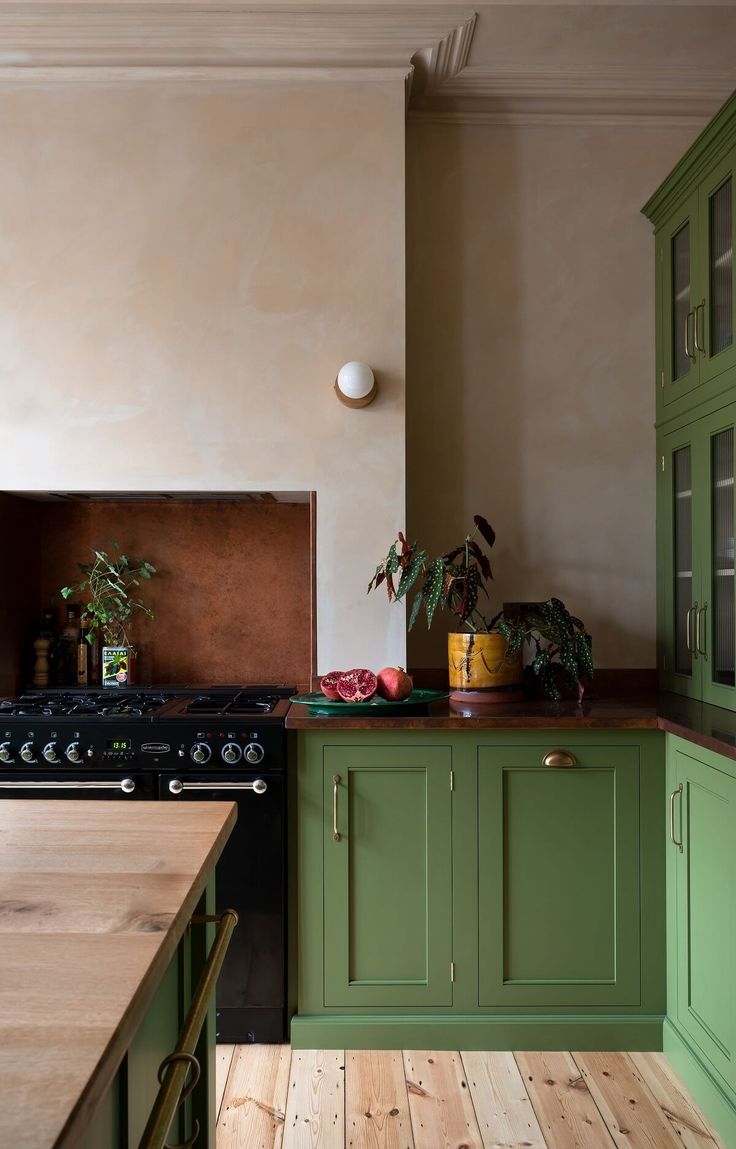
[2,496,312,688]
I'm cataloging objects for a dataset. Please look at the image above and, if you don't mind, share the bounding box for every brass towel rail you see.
[137,907,239,1149]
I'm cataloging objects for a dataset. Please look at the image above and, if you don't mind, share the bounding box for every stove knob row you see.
[244,742,265,765]
[190,742,212,765]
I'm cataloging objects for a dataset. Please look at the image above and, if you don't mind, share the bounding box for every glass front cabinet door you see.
[660,405,736,707]
[658,149,736,418]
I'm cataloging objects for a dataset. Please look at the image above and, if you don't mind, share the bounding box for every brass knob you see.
[542,749,577,769]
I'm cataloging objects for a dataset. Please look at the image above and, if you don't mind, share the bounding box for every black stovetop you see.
[0,685,295,720]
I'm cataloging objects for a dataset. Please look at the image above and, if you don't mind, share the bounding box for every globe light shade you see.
[334,361,377,408]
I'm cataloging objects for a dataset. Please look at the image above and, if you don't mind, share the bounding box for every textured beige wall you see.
[0,80,406,674]
[406,120,701,669]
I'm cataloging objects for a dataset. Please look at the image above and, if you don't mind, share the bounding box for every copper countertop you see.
[286,691,736,764]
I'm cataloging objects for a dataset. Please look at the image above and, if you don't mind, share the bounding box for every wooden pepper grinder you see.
[33,635,52,688]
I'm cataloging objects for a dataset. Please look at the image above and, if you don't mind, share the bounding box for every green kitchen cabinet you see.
[645,92,736,426]
[665,736,736,1121]
[659,403,736,707]
[294,729,664,1050]
[477,743,640,1008]
[322,744,453,1008]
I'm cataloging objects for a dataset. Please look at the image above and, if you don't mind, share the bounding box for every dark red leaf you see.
[467,540,493,581]
[473,514,496,550]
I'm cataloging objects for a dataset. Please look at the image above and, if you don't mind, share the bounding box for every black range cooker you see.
[0,684,293,1043]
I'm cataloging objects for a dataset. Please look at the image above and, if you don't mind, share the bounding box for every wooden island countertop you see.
[0,800,236,1149]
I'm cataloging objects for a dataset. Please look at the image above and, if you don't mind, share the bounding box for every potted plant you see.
[368,516,594,702]
[60,543,157,687]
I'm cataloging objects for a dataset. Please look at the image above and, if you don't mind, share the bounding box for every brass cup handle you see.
[332,774,341,841]
[685,308,696,360]
[542,749,577,769]
[694,300,706,353]
[670,783,683,852]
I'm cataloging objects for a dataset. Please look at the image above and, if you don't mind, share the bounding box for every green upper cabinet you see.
[477,744,640,1008]
[644,90,736,425]
[322,745,453,1008]
[659,402,736,707]
[667,738,736,1095]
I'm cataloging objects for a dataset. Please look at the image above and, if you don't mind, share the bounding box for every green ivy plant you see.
[369,517,594,701]
[60,542,157,649]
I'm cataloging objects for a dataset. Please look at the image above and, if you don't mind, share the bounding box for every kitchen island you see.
[0,800,236,1149]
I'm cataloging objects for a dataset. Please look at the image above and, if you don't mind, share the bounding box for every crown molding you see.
[410,63,736,125]
[0,4,477,96]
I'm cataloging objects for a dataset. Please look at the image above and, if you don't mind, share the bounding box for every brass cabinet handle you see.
[332,774,341,841]
[697,603,708,659]
[685,606,693,652]
[670,783,684,852]
[137,908,238,1149]
[685,308,696,360]
[694,300,706,353]
[691,600,699,660]
[542,749,577,768]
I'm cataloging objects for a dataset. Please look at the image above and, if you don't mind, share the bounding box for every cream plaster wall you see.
[406,119,701,669]
[0,80,406,674]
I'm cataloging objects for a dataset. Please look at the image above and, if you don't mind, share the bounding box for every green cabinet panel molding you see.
[665,736,736,1147]
[322,745,453,1008]
[477,744,640,1008]
[294,729,665,1051]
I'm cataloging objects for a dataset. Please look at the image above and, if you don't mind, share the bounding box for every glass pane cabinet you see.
[657,147,736,420]
[660,405,736,706]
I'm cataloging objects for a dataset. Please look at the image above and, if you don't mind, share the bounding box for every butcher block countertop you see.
[0,800,236,1149]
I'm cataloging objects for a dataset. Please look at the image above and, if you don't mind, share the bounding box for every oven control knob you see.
[244,742,264,765]
[221,742,242,765]
[42,741,59,763]
[65,742,81,764]
[190,742,211,764]
[19,742,36,763]
[0,742,11,764]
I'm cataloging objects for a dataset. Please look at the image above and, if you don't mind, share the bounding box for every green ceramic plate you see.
[289,689,449,714]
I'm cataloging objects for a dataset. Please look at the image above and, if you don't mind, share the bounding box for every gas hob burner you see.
[0,690,174,718]
[182,692,281,717]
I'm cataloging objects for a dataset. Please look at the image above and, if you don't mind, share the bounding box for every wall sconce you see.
[334,361,377,408]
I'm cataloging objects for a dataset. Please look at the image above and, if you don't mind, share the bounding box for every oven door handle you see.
[0,778,136,792]
[168,778,267,796]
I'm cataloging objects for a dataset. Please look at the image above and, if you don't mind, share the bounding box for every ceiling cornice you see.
[0,4,477,94]
[410,64,736,126]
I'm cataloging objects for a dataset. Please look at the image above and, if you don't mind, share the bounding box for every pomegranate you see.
[336,668,378,703]
[319,671,344,701]
[376,666,413,702]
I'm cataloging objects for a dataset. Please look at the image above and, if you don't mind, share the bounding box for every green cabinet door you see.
[659,194,702,419]
[659,420,705,699]
[697,146,736,388]
[478,744,640,1007]
[671,741,736,1091]
[322,745,453,1008]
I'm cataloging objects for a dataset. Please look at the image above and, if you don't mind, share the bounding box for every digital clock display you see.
[107,739,132,751]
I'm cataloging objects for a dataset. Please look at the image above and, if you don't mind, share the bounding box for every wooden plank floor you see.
[216,1046,727,1149]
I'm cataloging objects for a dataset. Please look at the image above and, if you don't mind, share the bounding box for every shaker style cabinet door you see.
[477,744,641,1008]
[670,744,736,1092]
[322,745,453,1008]
[697,148,736,388]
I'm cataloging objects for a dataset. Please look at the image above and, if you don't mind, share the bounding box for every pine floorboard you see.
[216,1046,726,1149]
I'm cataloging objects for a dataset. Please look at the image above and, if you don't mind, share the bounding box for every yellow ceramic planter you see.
[447,632,524,702]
